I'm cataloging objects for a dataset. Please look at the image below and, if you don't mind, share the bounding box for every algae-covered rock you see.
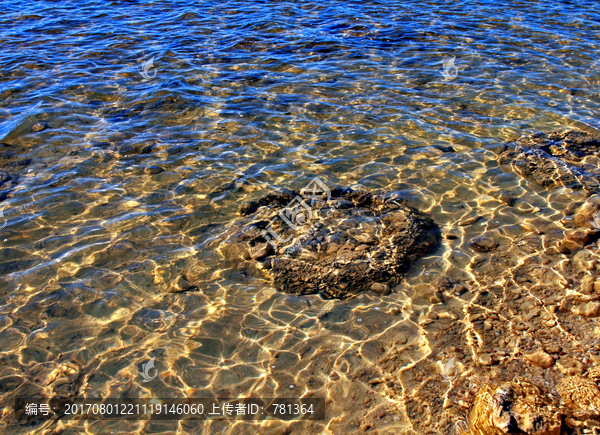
[220,187,440,299]
[468,379,562,435]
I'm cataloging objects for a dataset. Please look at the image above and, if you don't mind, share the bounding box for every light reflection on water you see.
[0,0,599,433]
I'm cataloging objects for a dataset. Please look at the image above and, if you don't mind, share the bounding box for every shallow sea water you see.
[1,1,600,434]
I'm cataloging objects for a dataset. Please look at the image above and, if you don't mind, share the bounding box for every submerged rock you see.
[220,187,440,299]
[468,368,600,434]
[468,379,562,435]
[498,130,600,191]
[524,348,554,368]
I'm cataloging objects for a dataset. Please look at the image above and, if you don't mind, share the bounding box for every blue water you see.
[0,1,599,434]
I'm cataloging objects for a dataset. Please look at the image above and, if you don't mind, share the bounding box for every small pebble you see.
[524,348,554,368]
[31,121,47,132]
[371,282,391,295]
[289,385,294,389]
[479,353,494,366]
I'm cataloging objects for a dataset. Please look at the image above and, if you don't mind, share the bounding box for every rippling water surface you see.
[1,1,600,434]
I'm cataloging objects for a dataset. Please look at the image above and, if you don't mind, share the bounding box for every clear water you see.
[1,1,599,434]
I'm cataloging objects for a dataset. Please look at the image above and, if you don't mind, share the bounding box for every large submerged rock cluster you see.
[201,130,600,433]
[219,187,440,299]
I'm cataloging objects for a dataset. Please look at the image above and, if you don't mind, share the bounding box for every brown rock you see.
[497,130,600,191]
[557,376,600,417]
[428,291,444,304]
[586,365,600,382]
[572,301,600,317]
[169,275,194,293]
[370,283,390,296]
[559,229,594,252]
[458,214,481,226]
[545,344,562,354]
[581,275,595,294]
[453,284,467,295]
[468,379,561,435]
[524,348,554,368]
[248,242,275,260]
[478,354,494,366]
[556,357,584,376]
[469,235,499,252]
[573,200,600,228]
[32,121,47,132]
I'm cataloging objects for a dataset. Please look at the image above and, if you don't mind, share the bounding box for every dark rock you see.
[221,187,440,299]
[0,171,12,184]
[498,130,600,191]
[432,145,455,153]
[239,189,300,216]
[144,165,164,175]
[119,143,154,156]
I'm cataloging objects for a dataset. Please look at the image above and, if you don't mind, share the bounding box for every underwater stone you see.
[222,187,440,299]
[498,130,600,191]
[468,379,562,435]
[524,348,554,368]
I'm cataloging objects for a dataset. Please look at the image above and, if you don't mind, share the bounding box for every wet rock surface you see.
[468,369,600,435]
[219,188,440,299]
[498,130,600,191]
[468,379,562,435]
